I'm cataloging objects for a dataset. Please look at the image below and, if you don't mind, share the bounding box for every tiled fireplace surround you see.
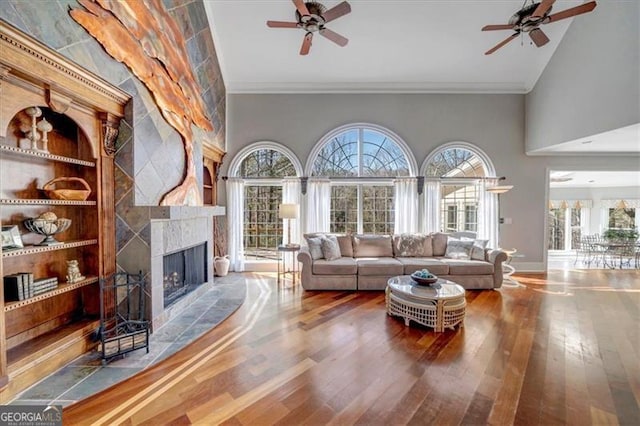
[146,206,224,329]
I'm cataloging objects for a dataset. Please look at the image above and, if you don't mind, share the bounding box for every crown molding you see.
[226,81,531,95]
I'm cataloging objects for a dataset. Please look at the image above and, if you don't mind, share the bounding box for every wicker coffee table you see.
[386,275,466,332]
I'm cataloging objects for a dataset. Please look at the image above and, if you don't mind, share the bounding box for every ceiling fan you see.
[267,0,351,55]
[482,0,597,55]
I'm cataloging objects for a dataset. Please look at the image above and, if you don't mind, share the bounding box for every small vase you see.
[214,255,230,277]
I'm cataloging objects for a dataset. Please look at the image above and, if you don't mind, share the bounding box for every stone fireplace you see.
[147,206,224,329]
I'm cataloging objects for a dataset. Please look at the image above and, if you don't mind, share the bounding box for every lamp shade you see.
[278,203,299,219]
[486,185,513,194]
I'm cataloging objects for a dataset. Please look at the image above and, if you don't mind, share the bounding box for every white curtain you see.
[306,178,331,233]
[424,180,441,233]
[394,177,418,234]
[478,178,499,248]
[226,178,245,272]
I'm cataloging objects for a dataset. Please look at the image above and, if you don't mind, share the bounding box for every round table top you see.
[387,275,465,301]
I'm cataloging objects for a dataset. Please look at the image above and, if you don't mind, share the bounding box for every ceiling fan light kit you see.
[482,0,597,55]
[266,0,351,55]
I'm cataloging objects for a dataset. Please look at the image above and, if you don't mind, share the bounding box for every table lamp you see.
[279,203,299,247]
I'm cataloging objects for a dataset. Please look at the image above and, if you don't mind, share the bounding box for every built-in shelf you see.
[0,145,95,167]
[4,276,99,312]
[0,199,96,206]
[2,240,98,258]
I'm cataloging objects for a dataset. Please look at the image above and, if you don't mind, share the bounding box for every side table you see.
[277,244,300,289]
[502,249,525,287]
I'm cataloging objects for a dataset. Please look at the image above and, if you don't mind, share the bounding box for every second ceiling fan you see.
[482,0,597,55]
[267,0,351,55]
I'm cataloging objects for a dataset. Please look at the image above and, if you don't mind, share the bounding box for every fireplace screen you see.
[163,243,207,308]
[99,272,149,362]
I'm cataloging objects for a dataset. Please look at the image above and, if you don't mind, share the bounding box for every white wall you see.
[525,1,640,152]
[224,93,640,271]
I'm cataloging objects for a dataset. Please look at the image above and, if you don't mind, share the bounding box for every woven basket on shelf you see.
[42,177,91,201]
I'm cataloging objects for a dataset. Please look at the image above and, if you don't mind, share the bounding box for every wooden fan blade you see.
[529,28,550,47]
[300,32,313,55]
[267,20,299,28]
[485,33,519,55]
[482,24,514,31]
[319,28,348,46]
[547,1,597,23]
[322,1,351,23]
[532,0,555,18]
[292,0,310,16]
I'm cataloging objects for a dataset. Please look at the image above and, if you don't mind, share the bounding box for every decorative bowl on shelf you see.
[410,271,439,285]
[23,213,72,246]
[42,177,91,201]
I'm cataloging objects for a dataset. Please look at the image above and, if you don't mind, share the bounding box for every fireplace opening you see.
[163,243,207,308]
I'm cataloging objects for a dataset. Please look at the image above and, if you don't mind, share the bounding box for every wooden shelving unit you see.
[0,20,129,402]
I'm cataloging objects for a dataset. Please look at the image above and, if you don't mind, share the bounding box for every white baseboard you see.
[510,262,545,273]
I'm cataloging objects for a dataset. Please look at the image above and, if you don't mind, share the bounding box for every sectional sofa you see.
[297,233,507,291]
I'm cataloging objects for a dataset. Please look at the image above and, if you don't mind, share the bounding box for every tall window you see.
[310,126,413,234]
[608,208,635,229]
[425,147,488,233]
[548,207,566,250]
[239,149,296,260]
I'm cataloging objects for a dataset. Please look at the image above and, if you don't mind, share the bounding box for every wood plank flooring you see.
[63,270,640,425]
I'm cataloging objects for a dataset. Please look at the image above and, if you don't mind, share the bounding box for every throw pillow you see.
[393,234,427,257]
[321,235,341,261]
[470,239,488,261]
[444,237,473,260]
[305,236,324,260]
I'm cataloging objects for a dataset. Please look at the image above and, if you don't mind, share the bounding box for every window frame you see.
[307,124,417,235]
[229,141,303,264]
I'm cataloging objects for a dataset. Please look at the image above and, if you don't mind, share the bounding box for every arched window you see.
[308,124,416,234]
[229,142,302,261]
[422,142,497,242]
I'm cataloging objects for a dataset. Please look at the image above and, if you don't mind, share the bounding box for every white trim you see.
[225,81,530,95]
[228,141,304,177]
[420,141,497,177]
[305,123,419,177]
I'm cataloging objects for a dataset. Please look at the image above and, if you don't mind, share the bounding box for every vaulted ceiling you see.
[204,0,584,94]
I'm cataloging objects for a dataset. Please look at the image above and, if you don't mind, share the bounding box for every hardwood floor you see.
[63,270,640,425]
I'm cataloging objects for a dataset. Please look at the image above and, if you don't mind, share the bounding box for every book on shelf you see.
[19,272,34,298]
[2,274,58,301]
[3,274,25,301]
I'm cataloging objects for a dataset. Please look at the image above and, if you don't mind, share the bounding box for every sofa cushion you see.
[321,235,341,261]
[336,235,353,257]
[445,237,474,260]
[445,259,494,275]
[353,235,393,257]
[392,234,433,257]
[356,257,403,276]
[396,258,450,276]
[312,257,358,275]
[431,232,450,256]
